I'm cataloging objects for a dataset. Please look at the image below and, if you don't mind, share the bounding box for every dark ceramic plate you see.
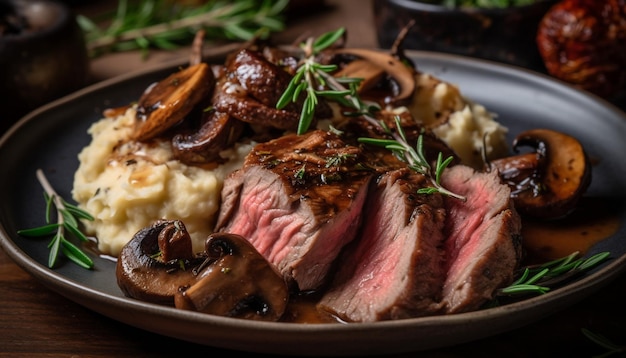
[1,51,625,356]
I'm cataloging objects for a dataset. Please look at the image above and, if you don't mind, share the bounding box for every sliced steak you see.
[440,165,523,314]
[317,163,522,321]
[215,129,374,291]
[318,168,447,322]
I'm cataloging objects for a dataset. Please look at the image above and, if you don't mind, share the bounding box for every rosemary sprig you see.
[78,0,288,58]
[497,251,611,297]
[582,328,626,358]
[358,118,463,200]
[276,27,349,134]
[17,169,94,270]
[277,28,465,200]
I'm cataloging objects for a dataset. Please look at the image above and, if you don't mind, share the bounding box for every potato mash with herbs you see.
[72,107,252,256]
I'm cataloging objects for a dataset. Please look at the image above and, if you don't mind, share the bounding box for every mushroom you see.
[116,220,204,305]
[171,109,246,165]
[174,233,289,322]
[331,48,417,104]
[489,128,592,219]
[133,62,214,142]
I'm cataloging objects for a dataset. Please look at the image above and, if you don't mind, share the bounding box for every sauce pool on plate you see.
[522,197,622,263]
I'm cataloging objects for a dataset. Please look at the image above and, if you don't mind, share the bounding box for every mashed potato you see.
[72,106,252,256]
[403,73,509,169]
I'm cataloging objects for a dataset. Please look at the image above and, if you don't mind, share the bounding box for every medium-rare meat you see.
[215,129,374,291]
[318,168,447,322]
[440,165,523,314]
[317,164,522,322]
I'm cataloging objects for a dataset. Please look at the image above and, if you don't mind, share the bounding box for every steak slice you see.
[440,165,523,314]
[318,168,447,322]
[215,130,374,291]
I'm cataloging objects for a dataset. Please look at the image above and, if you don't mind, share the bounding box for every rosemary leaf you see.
[17,224,59,237]
[312,27,345,52]
[64,222,90,243]
[61,209,79,228]
[579,251,611,270]
[48,234,62,268]
[64,202,95,221]
[358,138,398,147]
[61,239,94,270]
[499,284,550,295]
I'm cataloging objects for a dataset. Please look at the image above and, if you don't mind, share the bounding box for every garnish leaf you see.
[17,169,94,270]
[16,223,60,237]
[497,251,610,297]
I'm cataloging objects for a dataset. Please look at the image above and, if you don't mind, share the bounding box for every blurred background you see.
[1,0,624,133]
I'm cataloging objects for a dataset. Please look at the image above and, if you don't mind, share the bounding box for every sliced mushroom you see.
[134,62,214,141]
[331,48,417,103]
[171,109,246,165]
[174,233,289,322]
[489,129,592,219]
[332,59,385,94]
[116,220,204,305]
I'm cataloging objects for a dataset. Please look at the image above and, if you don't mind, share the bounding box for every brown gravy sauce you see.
[521,197,622,264]
[93,197,622,324]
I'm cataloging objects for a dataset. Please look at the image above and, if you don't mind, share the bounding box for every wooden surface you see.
[2,1,626,357]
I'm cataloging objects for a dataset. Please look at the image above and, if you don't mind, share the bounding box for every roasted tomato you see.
[536,0,626,98]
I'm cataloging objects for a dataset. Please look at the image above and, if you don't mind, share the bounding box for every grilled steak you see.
[318,164,522,321]
[439,165,523,314]
[318,168,447,322]
[215,129,374,291]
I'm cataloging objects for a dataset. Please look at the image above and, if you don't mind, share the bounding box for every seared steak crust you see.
[215,130,374,291]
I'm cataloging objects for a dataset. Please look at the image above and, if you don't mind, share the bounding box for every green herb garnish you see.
[78,0,289,58]
[358,118,463,200]
[582,328,626,357]
[295,164,306,180]
[497,251,611,297]
[325,153,356,168]
[276,28,349,135]
[278,28,464,200]
[17,169,94,270]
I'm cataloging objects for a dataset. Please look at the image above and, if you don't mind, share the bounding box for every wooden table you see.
[2,1,625,357]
